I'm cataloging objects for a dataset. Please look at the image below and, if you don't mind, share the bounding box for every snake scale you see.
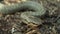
[0,1,46,25]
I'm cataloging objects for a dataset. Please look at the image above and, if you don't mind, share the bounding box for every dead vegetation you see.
[0,0,60,34]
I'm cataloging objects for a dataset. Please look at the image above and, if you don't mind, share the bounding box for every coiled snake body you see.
[0,1,46,25]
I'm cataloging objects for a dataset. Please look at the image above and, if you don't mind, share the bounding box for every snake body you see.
[0,1,46,25]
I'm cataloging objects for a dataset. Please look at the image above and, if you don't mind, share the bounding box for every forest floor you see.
[0,0,60,34]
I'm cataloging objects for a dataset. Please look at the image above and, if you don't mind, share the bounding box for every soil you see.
[0,0,60,34]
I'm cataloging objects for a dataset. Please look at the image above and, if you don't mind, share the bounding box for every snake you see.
[0,1,46,25]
